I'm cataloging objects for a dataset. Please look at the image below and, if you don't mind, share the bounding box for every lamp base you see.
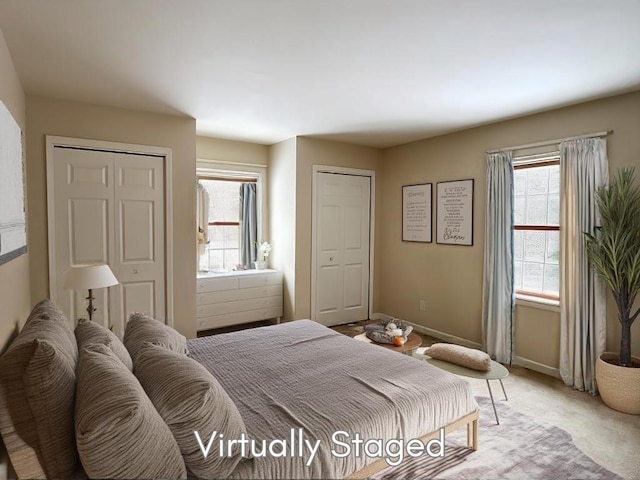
[86,289,96,321]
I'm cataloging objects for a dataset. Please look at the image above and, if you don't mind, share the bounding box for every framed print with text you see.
[402,183,432,242]
[436,179,473,246]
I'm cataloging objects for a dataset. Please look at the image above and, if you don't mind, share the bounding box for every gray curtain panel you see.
[196,183,209,258]
[482,151,515,364]
[559,137,608,394]
[239,183,258,267]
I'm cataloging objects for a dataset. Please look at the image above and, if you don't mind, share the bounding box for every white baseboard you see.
[409,322,483,350]
[372,312,482,350]
[370,312,394,322]
[372,312,560,379]
[512,355,561,379]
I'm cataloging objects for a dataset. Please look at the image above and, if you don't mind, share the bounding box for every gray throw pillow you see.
[75,318,133,370]
[134,342,247,479]
[75,343,186,480]
[123,312,188,362]
[0,299,78,479]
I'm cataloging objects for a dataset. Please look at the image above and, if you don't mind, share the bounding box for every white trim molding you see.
[373,312,561,379]
[312,165,376,322]
[515,295,560,313]
[371,313,483,350]
[512,355,561,379]
[46,135,175,326]
[407,321,483,350]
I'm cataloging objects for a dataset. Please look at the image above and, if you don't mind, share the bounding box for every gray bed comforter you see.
[188,320,477,479]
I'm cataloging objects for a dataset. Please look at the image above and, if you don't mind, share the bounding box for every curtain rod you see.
[486,130,612,154]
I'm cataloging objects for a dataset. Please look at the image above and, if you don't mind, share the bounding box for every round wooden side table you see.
[354,332,423,355]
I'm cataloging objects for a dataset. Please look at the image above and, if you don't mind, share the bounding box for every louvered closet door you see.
[51,146,166,336]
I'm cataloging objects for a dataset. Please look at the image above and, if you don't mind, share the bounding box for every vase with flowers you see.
[254,241,271,270]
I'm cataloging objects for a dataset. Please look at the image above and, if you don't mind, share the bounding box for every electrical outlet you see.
[419,299,426,311]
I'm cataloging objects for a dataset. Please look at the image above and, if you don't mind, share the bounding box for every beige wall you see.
[196,135,268,166]
[267,136,381,321]
[514,305,560,370]
[0,28,30,353]
[268,138,297,319]
[380,91,640,369]
[379,139,485,343]
[25,96,197,338]
[294,137,382,319]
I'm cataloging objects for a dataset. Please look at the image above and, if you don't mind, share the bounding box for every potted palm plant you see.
[585,167,640,414]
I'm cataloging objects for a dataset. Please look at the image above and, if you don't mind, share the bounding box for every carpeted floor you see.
[373,397,620,479]
[331,321,640,479]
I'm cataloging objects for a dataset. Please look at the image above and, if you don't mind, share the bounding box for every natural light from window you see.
[198,178,242,271]
[513,160,560,300]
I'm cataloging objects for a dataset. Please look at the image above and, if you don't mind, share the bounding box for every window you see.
[513,157,560,301]
[198,174,257,272]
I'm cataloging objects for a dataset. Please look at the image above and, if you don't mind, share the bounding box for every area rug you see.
[372,397,621,479]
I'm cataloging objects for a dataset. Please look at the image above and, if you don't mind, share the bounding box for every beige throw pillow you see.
[75,318,133,370]
[75,343,186,480]
[134,342,247,479]
[123,313,188,362]
[426,343,493,371]
[0,299,78,479]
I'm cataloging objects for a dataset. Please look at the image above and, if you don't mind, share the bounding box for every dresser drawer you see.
[197,285,282,306]
[197,295,282,317]
[196,270,283,332]
[198,306,283,330]
[197,276,239,293]
[238,272,282,289]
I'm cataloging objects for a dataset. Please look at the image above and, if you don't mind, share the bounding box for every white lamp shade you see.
[64,264,119,291]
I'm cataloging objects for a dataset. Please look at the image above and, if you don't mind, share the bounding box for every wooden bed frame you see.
[0,407,479,480]
[347,409,479,479]
[0,411,478,480]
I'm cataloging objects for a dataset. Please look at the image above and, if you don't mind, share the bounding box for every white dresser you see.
[196,269,283,331]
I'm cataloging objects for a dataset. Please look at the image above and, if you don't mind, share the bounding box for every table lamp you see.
[63,264,119,320]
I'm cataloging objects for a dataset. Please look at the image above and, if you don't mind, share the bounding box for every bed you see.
[188,320,479,479]
[0,301,478,479]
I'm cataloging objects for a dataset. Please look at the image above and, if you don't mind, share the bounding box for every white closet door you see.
[50,146,166,335]
[52,147,116,328]
[113,154,165,326]
[315,172,371,326]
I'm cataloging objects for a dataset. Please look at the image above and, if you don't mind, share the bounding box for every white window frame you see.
[196,160,267,272]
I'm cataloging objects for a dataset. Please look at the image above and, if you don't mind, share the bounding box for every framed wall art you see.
[436,179,474,246]
[0,101,27,266]
[402,183,432,242]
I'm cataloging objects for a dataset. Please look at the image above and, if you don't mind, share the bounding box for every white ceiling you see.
[1,0,639,148]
